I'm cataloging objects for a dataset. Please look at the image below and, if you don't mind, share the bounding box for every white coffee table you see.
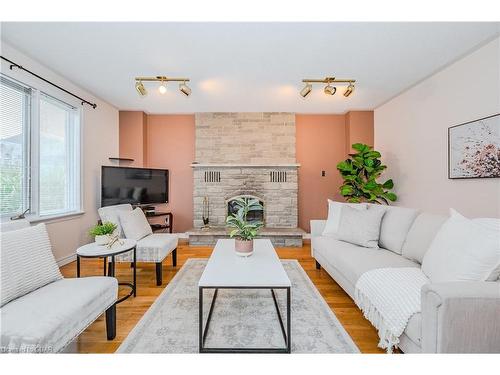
[198,239,291,353]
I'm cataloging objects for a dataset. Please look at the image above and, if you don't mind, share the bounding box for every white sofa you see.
[311,205,500,353]
[98,204,179,286]
[0,220,118,353]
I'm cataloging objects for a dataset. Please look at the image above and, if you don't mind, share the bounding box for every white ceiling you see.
[1,22,499,113]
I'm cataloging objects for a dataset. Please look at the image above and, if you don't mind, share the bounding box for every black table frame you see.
[77,245,137,304]
[198,286,291,353]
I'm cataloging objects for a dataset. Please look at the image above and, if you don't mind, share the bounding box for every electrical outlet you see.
[321,170,326,177]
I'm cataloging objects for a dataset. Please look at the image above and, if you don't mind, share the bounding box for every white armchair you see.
[98,204,178,286]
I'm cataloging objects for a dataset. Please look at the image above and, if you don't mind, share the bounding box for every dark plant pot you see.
[235,239,254,257]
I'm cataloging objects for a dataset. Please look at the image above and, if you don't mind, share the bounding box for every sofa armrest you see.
[421,281,500,353]
[310,220,326,237]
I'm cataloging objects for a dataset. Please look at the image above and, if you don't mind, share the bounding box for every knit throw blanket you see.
[354,267,429,353]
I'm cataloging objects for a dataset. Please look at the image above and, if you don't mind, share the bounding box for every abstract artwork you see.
[449,114,500,179]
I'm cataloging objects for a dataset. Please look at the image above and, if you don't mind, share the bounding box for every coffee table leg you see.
[103,257,107,276]
[76,255,80,278]
[133,247,137,297]
[287,287,291,353]
[199,287,203,352]
[110,255,115,277]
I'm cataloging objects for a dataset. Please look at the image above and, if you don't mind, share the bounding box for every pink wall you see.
[120,111,373,233]
[119,111,146,167]
[146,115,195,232]
[346,111,374,153]
[296,115,348,231]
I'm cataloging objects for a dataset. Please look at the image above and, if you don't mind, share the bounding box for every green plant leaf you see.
[364,151,381,158]
[382,179,394,189]
[385,192,397,201]
[352,143,369,153]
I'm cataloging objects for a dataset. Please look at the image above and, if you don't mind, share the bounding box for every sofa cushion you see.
[421,209,500,283]
[119,208,153,241]
[0,276,117,353]
[314,237,419,287]
[97,204,133,238]
[1,224,63,307]
[377,206,419,254]
[401,213,448,264]
[116,233,178,263]
[322,200,367,237]
[337,205,386,248]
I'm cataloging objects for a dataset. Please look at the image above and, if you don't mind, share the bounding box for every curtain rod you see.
[1,55,97,109]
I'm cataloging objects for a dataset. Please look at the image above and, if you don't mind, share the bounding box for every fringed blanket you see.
[354,267,429,353]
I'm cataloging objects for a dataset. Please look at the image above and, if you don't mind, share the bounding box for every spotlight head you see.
[179,82,191,96]
[135,81,147,96]
[343,83,355,97]
[300,83,312,98]
[324,84,336,96]
[158,83,167,95]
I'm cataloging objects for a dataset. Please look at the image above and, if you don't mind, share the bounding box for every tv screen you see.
[101,166,168,207]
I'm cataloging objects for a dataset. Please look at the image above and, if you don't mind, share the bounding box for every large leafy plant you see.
[226,198,264,241]
[337,143,397,204]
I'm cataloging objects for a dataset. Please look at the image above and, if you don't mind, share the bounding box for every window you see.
[0,75,81,219]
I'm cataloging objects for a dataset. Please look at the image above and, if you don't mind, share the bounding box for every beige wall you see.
[1,43,119,264]
[147,115,195,232]
[375,37,500,218]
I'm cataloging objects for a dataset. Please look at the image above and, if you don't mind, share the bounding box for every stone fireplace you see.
[188,112,304,246]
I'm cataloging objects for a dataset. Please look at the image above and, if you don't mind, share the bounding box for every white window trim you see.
[1,72,84,222]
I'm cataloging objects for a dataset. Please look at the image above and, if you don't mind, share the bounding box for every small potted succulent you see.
[226,198,264,257]
[89,222,118,246]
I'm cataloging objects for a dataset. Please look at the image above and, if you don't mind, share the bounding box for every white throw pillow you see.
[322,200,367,237]
[1,223,63,307]
[421,209,500,283]
[119,208,153,241]
[336,205,386,248]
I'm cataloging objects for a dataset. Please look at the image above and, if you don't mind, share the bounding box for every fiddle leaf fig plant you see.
[225,198,264,241]
[337,143,397,204]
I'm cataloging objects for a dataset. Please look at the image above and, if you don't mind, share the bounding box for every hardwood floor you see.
[60,241,384,353]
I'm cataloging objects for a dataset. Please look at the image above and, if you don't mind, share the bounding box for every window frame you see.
[0,73,83,222]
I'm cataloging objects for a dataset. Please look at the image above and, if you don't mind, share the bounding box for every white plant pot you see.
[95,234,110,246]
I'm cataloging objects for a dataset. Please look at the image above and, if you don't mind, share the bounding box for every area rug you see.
[117,259,359,353]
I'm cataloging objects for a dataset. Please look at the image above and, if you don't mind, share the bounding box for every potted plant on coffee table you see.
[225,197,264,257]
[89,222,118,246]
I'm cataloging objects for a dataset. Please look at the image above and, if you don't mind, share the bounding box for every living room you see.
[1,2,499,374]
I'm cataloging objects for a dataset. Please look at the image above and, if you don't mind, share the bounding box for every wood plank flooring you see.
[60,242,384,353]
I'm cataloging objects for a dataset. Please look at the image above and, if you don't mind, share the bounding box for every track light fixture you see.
[179,81,192,96]
[135,80,147,96]
[300,83,312,98]
[343,82,355,97]
[134,76,191,97]
[300,76,355,98]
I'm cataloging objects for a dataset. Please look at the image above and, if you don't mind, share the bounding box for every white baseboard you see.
[56,253,76,267]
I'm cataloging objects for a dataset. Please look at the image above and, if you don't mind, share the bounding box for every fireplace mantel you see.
[191,163,300,168]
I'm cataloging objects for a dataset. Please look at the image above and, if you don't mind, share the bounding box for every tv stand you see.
[144,211,173,233]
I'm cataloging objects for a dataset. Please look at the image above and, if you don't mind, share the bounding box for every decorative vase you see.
[235,239,253,257]
[95,234,111,246]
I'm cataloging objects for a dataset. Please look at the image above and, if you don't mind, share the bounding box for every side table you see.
[76,239,137,304]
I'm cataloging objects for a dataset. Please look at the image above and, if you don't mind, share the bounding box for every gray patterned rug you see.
[117,259,359,353]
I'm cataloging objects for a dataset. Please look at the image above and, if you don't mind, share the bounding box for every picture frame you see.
[448,113,500,179]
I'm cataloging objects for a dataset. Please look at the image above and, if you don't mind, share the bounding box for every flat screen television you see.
[101,166,168,207]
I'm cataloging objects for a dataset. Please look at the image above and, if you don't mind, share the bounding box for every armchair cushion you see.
[118,208,152,241]
[1,224,62,307]
[0,276,117,353]
[116,233,178,263]
[97,204,133,238]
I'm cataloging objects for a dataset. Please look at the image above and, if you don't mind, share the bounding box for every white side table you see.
[76,239,137,304]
